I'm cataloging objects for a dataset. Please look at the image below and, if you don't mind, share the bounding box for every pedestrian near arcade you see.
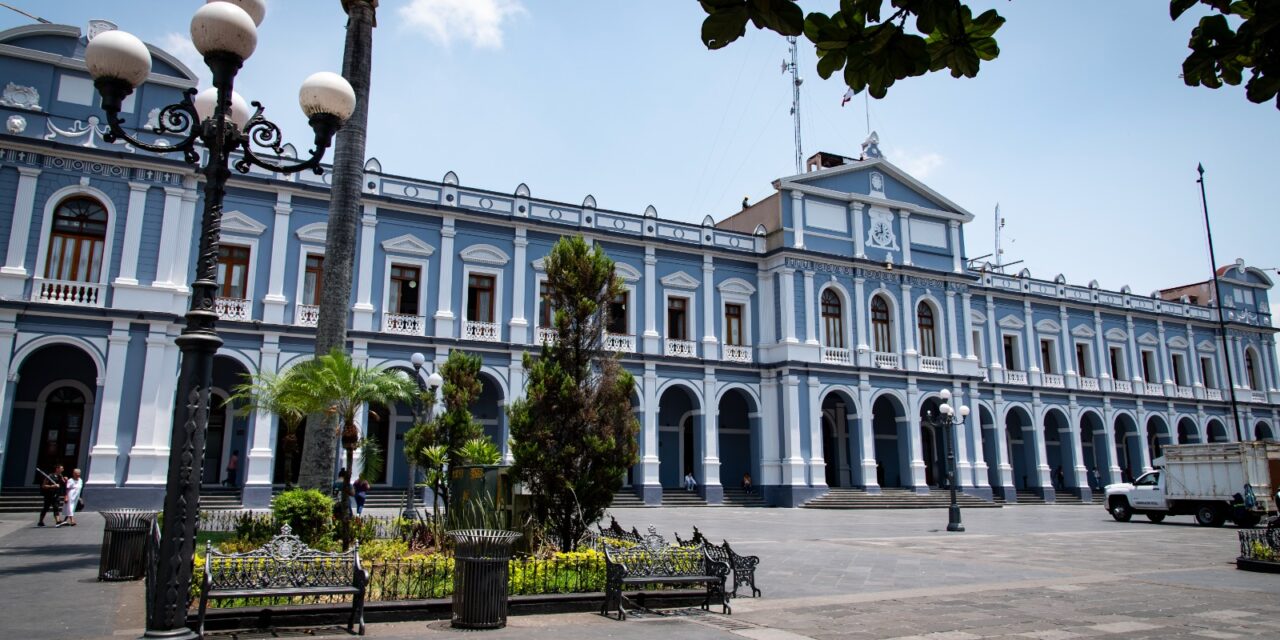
[37,464,66,527]
[224,450,239,488]
[59,468,82,527]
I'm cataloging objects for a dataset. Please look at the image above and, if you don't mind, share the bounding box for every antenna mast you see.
[993,203,1004,271]
[783,36,803,173]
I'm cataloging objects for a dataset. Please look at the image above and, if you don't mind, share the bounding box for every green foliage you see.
[288,348,416,453]
[435,350,486,469]
[508,236,640,551]
[459,437,501,465]
[447,492,508,531]
[507,550,606,594]
[1173,0,1280,108]
[232,512,277,546]
[271,488,334,545]
[230,368,314,486]
[357,437,385,483]
[1249,540,1276,561]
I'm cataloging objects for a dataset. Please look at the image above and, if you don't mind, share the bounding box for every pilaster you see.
[262,193,292,324]
[780,268,798,344]
[125,324,180,485]
[351,204,378,331]
[87,322,132,486]
[802,270,818,346]
[945,290,960,361]
[851,202,866,258]
[643,248,659,353]
[962,292,977,360]
[948,220,962,273]
[781,374,806,485]
[899,210,912,266]
[791,192,805,249]
[433,217,456,338]
[0,167,40,296]
[701,370,722,503]
[640,365,660,504]
[806,376,826,488]
[509,230,529,344]
[701,255,717,351]
[112,182,151,286]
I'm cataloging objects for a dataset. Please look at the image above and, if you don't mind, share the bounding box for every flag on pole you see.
[841,88,854,107]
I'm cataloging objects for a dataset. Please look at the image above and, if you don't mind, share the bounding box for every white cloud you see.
[886,147,944,179]
[160,32,210,87]
[397,0,526,49]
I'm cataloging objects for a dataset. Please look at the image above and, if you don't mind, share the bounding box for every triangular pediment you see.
[970,310,986,324]
[221,210,266,237]
[614,262,641,282]
[1035,319,1060,334]
[531,257,546,272]
[779,157,971,220]
[717,277,756,296]
[459,243,510,266]
[1167,335,1189,349]
[1105,328,1128,342]
[997,315,1024,330]
[1138,332,1159,346]
[1197,339,1217,353]
[381,234,435,257]
[660,271,700,290]
[295,222,327,243]
[1071,325,1095,339]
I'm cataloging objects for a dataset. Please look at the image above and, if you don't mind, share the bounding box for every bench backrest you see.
[204,524,362,591]
[605,544,711,578]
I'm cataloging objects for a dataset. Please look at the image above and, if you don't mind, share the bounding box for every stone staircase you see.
[0,487,42,513]
[720,488,768,507]
[609,490,650,508]
[661,488,709,507]
[199,487,243,510]
[1000,489,1093,505]
[802,487,1000,510]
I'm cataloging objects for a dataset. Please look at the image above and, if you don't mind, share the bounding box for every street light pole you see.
[405,352,443,518]
[926,388,969,533]
[85,3,355,637]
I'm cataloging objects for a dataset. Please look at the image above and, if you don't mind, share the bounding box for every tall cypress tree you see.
[508,236,639,551]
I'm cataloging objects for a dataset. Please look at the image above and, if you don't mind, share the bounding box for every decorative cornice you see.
[660,271,700,290]
[220,210,267,237]
[295,222,327,244]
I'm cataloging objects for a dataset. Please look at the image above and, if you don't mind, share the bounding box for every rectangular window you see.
[667,297,688,341]
[216,245,250,299]
[1040,339,1055,374]
[302,254,324,306]
[1002,335,1019,371]
[1141,350,1157,383]
[608,292,629,335]
[972,331,983,363]
[389,264,420,315]
[538,281,553,327]
[1076,343,1090,377]
[1200,356,1216,389]
[1109,346,1124,379]
[1171,353,1186,386]
[724,303,743,346]
[466,273,496,322]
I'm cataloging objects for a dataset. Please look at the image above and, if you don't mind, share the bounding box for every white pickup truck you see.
[1104,442,1279,527]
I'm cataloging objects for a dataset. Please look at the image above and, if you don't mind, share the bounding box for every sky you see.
[3,1,1277,316]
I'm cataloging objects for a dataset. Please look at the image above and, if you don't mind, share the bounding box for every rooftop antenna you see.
[993,203,1005,272]
[0,2,50,23]
[782,36,803,173]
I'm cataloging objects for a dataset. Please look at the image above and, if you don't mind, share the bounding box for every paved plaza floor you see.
[1,504,1276,639]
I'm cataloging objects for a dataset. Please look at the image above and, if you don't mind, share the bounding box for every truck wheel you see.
[1234,513,1261,528]
[1109,500,1132,522]
[1194,505,1225,527]
[1146,513,1165,523]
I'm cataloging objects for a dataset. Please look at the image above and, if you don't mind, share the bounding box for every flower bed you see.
[1236,528,1280,573]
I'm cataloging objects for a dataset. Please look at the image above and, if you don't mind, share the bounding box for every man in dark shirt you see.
[38,464,65,527]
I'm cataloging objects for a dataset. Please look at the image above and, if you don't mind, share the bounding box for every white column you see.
[1263,338,1279,392]
[807,376,826,487]
[962,292,977,360]
[112,182,151,286]
[899,211,913,266]
[1102,403,1121,484]
[1235,336,1249,388]
[986,295,1001,372]
[759,267,775,345]
[509,230,529,344]
[702,255,717,351]
[905,385,926,489]
[780,268,798,343]
[760,374,781,485]
[802,270,818,346]
[950,385,972,487]
[0,167,40,281]
[641,366,659,490]
[854,276,868,352]
[1024,301,1039,375]
[85,323,131,485]
[945,289,960,360]
[991,394,1014,492]
[791,192,805,248]
[901,283,916,357]
[434,217,456,338]
[851,202,866,258]
[0,320,16,476]
[782,375,805,485]
[858,381,879,491]
[1060,307,1074,381]
[1066,402,1088,492]
[1157,320,1172,385]
[1216,334,1230,391]
[352,204,378,331]
[126,324,180,484]
[1029,397,1052,488]
[1188,325,1203,388]
[702,371,720,490]
[1094,311,1109,382]
[967,383,990,489]
[154,181,193,288]
[948,221,962,273]
[262,193,292,324]
[1135,406,1153,472]
[643,248,659,353]
[245,337,280,487]
[1126,317,1142,382]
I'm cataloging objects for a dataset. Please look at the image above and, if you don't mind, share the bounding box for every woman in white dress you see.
[61,468,82,527]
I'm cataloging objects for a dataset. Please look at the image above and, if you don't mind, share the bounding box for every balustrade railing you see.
[1205,388,1223,401]
[1176,386,1194,399]
[604,333,636,353]
[1251,390,1268,403]
[722,344,752,363]
[33,278,105,307]
[1079,377,1100,391]
[978,367,989,382]
[873,351,900,369]
[1043,373,1065,388]
[295,304,319,327]
[536,327,557,344]
[215,297,250,321]
[384,313,426,336]
[822,347,852,365]
[463,320,500,342]
[665,338,697,358]
[1143,382,1164,396]
[1113,380,1133,393]
[1004,370,1028,385]
[920,356,946,374]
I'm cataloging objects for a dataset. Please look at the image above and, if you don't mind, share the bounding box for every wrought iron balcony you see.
[822,347,852,365]
[462,320,500,342]
[722,344,752,363]
[384,313,426,336]
[215,297,251,321]
[665,338,697,358]
[295,303,319,327]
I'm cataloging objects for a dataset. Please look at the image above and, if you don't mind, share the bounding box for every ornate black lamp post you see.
[405,352,444,517]
[923,388,969,533]
[84,2,355,638]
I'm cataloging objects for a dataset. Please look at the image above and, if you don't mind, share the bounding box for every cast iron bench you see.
[675,528,761,598]
[601,526,731,620]
[196,524,369,637]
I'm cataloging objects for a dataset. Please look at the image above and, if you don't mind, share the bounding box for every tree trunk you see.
[297,0,377,490]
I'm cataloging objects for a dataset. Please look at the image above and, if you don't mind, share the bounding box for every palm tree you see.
[229,369,311,487]
[290,348,415,546]
[297,0,379,491]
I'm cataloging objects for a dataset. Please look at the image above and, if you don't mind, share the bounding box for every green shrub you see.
[233,512,277,546]
[272,488,333,545]
[1249,540,1276,561]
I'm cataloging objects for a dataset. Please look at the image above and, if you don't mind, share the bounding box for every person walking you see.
[224,450,239,488]
[59,468,82,527]
[741,472,753,494]
[353,476,370,515]
[38,464,66,527]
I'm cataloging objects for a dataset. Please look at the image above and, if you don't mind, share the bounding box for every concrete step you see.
[661,489,709,507]
[803,488,1000,510]
[610,491,650,508]
[719,489,767,507]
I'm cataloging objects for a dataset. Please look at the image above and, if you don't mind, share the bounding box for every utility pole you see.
[783,36,802,173]
[1196,164,1243,438]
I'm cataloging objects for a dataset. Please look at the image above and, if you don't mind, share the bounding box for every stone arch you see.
[205,355,252,486]
[918,394,949,488]
[717,386,760,489]
[1176,415,1201,444]
[977,403,1004,494]
[1004,404,1037,491]
[715,382,761,410]
[868,288,899,353]
[215,346,259,377]
[1255,420,1275,441]
[3,343,99,488]
[1206,417,1230,443]
[871,392,912,489]
[475,369,507,460]
[1042,406,1073,491]
[1113,412,1143,480]
[8,335,104,382]
[33,183,121,286]
[819,387,859,487]
[914,294,945,359]
[657,383,703,489]
[1078,408,1108,488]
[1146,414,1173,462]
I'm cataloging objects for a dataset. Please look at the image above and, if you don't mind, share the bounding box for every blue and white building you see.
[0,22,1275,509]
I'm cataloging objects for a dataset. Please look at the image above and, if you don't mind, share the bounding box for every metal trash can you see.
[448,529,522,629]
[98,509,157,581]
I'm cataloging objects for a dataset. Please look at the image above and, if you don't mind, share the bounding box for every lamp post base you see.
[947,505,965,532]
[139,628,200,640]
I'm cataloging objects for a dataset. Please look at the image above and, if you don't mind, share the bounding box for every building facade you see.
[0,23,1275,509]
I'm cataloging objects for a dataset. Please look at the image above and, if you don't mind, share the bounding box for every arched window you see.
[917,302,938,358]
[821,289,844,348]
[1245,349,1259,390]
[871,295,892,352]
[45,197,108,282]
